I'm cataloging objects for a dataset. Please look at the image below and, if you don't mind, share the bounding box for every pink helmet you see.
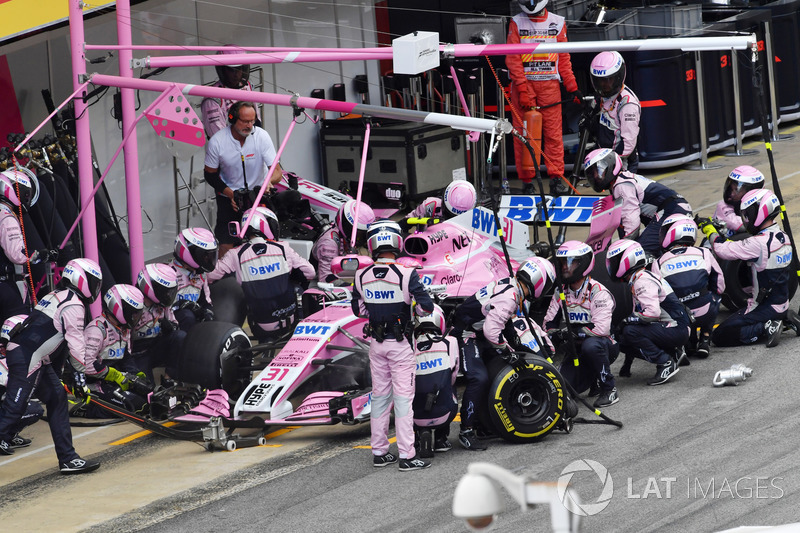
[659,214,697,250]
[555,241,595,284]
[366,219,403,258]
[443,180,477,217]
[103,284,145,327]
[590,51,626,98]
[336,199,375,247]
[516,256,556,301]
[415,303,447,336]
[0,168,38,211]
[243,206,280,240]
[724,165,765,207]
[606,239,647,281]
[1,314,27,345]
[740,189,781,234]
[584,148,623,193]
[215,46,250,89]
[59,258,103,303]
[174,227,218,272]
[137,263,179,307]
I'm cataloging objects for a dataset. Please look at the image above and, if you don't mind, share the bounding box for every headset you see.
[227,101,245,125]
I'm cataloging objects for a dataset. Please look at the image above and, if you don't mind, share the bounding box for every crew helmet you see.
[606,239,647,281]
[443,180,477,218]
[659,214,697,250]
[415,304,447,336]
[336,199,375,247]
[59,258,103,303]
[518,0,548,15]
[584,148,623,193]
[555,241,595,285]
[215,47,251,89]
[723,165,765,208]
[103,284,145,327]
[366,219,404,258]
[516,256,557,301]
[243,206,280,240]
[137,263,179,307]
[174,227,218,273]
[0,314,27,345]
[740,189,781,234]
[0,168,39,211]
[590,51,626,99]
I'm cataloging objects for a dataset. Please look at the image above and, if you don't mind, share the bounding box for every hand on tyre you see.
[158,318,176,335]
[498,346,520,366]
[104,367,130,391]
[201,307,215,322]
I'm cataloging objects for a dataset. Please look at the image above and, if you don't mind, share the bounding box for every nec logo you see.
[417,358,443,371]
[666,260,699,271]
[293,324,332,336]
[249,263,281,275]
[365,289,395,299]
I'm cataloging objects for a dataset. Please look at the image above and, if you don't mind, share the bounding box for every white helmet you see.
[606,239,647,281]
[659,214,697,250]
[590,51,626,98]
[103,284,145,327]
[516,256,556,301]
[443,180,477,218]
[366,219,404,258]
[518,0,548,15]
[0,168,39,211]
[137,263,179,307]
[724,165,765,208]
[174,227,218,273]
[555,241,595,284]
[243,206,280,240]
[415,304,446,336]
[336,199,375,247]
[740,189,781,234]
[59,258,103,303]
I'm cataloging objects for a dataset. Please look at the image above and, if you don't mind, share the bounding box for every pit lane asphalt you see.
[3,125,800,533]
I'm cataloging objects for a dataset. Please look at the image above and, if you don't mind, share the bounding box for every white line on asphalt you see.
[0,426,108,465]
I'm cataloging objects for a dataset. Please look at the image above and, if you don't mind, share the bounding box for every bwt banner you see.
[0,0,116,44]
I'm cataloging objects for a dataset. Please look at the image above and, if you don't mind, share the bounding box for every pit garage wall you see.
[0,0,381,261]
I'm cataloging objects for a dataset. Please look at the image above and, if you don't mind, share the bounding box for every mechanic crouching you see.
[208,207,315,342]
[0,258,101,474]
[412,304,459,460]
[170,227,218,331]
[450,257,556,451]
[131,263,184,382]
[352,219,435,472]
[0,314,42,452]
[78,285,151,418]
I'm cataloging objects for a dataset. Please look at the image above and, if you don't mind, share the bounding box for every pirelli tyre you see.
[715,234,798,311]
[176,321,252,395]
[209,275,247,327]
[485,355,567,444]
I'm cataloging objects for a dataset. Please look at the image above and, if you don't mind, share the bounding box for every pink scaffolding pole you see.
[351,122,370,250]
[69,0,101,315]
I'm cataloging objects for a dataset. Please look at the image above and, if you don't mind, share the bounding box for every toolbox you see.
[319,118,467,201]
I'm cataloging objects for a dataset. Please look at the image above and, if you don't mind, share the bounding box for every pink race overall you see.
[311,227,344,283]
[713,200,745,237]
[352,258,434,460]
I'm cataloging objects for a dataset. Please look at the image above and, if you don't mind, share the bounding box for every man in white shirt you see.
[204,101,283,258]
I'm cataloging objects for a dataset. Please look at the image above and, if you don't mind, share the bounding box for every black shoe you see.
[549,179,570,195]
[433,437,452,453]
[695,338,711,359]
[0,440,14,456]
[619,354,633,378]
[593,387,619,408]
[648,359,679,386]
[10,434,31,449]
[785,310,800,336]
[373,452,398,468]
[398,456,431,472]
[676,346,690,366]
[587,381,601,397]
[474,425,498,440]
[458,429,488,451]
[765,319,783,348]
[521,181,536,195]
[60,457,100,475]
[419,430,433,459]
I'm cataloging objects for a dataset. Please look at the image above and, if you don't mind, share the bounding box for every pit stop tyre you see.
[209,275,247,327]
[485,355,567,444]
[176,321,252,395]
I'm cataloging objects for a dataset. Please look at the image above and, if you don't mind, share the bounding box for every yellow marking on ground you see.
[109,422,178,446]
[454,413,461,422]
[354,436,396,449]
[263,426,301,440]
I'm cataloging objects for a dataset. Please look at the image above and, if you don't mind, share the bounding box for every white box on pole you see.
[392,31,440,74]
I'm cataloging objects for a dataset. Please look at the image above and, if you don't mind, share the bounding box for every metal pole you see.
[497,80,508,193]
[116,0,145,278]
[763,21,794,142]
[68,0,101,316]
[723,49,758,157]
[685,51,722,171]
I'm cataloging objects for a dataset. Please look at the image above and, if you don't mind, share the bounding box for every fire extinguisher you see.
[520,108,542,172]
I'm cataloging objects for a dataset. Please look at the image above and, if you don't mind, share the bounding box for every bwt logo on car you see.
[365,289,395,299]
[293,324,332,336]
[666,260,698,271]
[417,357,444,371]
[249,262,282,275]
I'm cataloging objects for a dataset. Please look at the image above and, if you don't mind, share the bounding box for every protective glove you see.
[104,367,130,391]
[174,299,202,314]
[570,89,584,104]
[695,216,720,240]
[126,372,154,396]
[30,249,59,265]
[519,86,536,109]
[71,371,91,404]
[158,318,176,335]
[497,345,520,366]
[201,307,215,322]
